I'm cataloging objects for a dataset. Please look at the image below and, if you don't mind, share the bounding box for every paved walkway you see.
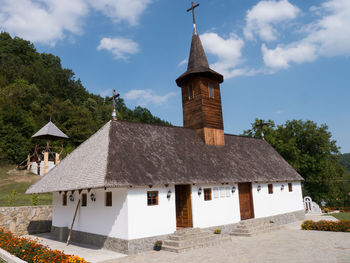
[27,233,126,263]
[101,214,350,263]
[27,214,349,263]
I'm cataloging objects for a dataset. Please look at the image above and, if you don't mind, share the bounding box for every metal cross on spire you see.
[187,1,200,35]
[109,89,120,120]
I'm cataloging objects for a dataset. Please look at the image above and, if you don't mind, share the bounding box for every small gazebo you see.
[29,121,68,176]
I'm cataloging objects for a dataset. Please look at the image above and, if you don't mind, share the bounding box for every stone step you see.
[169,231,212,241]
[174,228,201,235]
[162,236,232,253]
[164,234,221,247]
[231,224,286,236]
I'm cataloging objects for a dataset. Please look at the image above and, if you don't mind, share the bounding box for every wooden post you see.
[55,153,60,165]
[26,154,31,171]
[66,199,80,246]
[43,152,49,175]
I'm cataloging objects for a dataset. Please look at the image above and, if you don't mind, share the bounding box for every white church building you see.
[27,8,304,254]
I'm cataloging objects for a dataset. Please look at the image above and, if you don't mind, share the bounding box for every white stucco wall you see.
[52,188,129,239]
[52,181,303,240]
[191,184,241,228]
[127,186,176,239]
[252,182,304,218]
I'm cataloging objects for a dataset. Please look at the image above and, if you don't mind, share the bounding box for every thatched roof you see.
[26,120,303,194]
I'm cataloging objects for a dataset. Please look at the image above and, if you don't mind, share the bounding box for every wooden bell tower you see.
[176,2,225,146]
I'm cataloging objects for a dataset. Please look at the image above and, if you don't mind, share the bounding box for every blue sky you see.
[1,0,349,153]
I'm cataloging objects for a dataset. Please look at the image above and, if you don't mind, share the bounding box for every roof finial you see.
[109,89,120,121]
[187,1,200,35]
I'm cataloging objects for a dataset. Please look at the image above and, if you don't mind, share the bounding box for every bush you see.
[214,228,222,234]
[301,220,350,232]
[0,228,86,263]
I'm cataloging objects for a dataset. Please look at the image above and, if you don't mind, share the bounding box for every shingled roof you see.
[26,120,303,194]
[176,34,223,86]
[32,121,68,140]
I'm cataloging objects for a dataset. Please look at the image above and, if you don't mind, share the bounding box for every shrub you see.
[7,190,17,206]
[154,240,162,251]
[301,220,350,232]
[0,228,86,263]
[30,194,39,206]
[214,228,221,234]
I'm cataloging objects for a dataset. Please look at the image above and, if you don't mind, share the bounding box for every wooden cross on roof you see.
[109,89,120,120]
[187,1,200,35]
[256,119,269,140]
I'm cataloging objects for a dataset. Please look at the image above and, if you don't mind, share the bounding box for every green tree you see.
[243,119,350,206]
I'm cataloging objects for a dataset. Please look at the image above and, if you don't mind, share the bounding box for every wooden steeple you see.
[176,2,225,146]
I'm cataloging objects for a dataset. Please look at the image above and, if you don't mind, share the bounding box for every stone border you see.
[0,247,26,263]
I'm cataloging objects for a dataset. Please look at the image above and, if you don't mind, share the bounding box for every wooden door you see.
[175,185,193,228]
[238,183,254,220]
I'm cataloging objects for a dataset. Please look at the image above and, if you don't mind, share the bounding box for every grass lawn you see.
[326,212,350,221]
[0,163,52,207]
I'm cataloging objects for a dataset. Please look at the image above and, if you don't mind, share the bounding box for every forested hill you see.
[0,32,170,164]
[340,153,350,172]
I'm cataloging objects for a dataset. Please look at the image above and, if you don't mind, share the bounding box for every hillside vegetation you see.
[0,32,170,165]
[340,153,350,172]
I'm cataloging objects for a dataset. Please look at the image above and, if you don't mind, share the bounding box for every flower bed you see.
[301,220,350,232]
[0,228,86,263]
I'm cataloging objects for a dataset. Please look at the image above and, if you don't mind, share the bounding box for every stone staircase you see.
[230,217,286,236]
[162,228,231,253]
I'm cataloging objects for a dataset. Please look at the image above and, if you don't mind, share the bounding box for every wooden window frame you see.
[288,183,293,192]
[208,83,214,98]
[62,193,67,206]
[268,184,273,194]
[188,85,194,100]
[105,192,112,207]
[81,193,87,207]
[147,191,158,206]
[204,188,212,201]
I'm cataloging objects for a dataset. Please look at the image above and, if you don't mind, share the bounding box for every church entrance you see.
[175,185,193,228]
[238,182,255,220]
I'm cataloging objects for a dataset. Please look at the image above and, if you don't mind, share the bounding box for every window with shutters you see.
[82,193,87,207]
[268,184,273,194]
[147,191,158,206]
[62,193,67,206]
[204,188,212,201]
[288,183,293,192]
[105,192,112,207]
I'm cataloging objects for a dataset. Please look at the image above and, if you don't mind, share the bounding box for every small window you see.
[81,193,87,207]
[204,188,212,201]
[213,187,219,198]
[209,83,214,98]
[105,192,112,207]
[189,85,194,99]
[62,193,67,206]
[288,183,293,192]
[147,191,158,206]
[268,184,273,194]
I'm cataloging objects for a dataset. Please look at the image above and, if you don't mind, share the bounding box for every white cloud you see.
[0,0,88,46]
[97,37,140,60]
[124,89,177,106]
[244,0,300,42]
[178,58,187,67]
[200,32,247,79]
[88,0,152,26]
[0,0,152,46]
[262,0,350,69]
